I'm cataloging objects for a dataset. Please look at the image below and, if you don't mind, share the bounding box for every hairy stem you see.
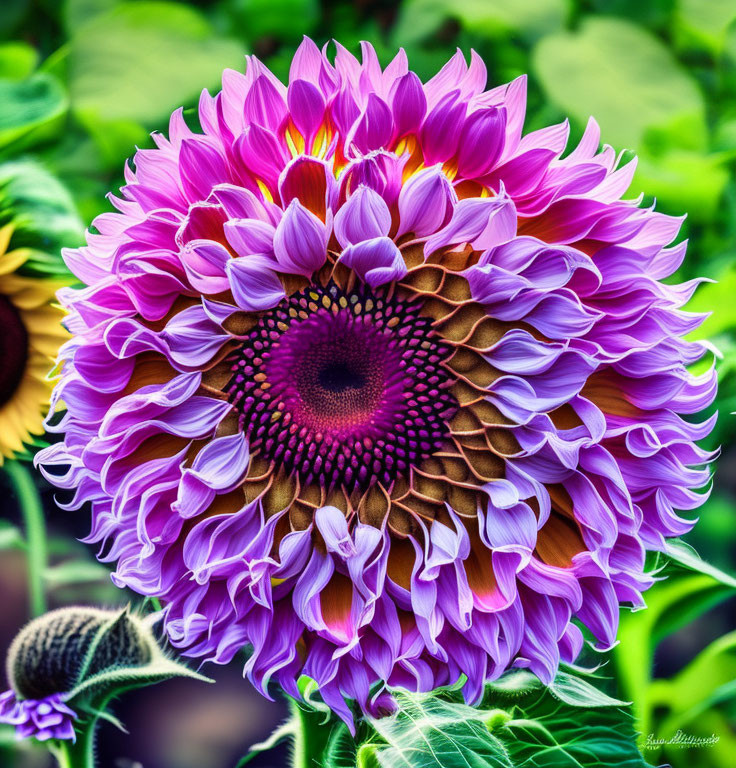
[50,721,97,768]
[290,698,331,768]
[48,693,117,768]
[5,460,47,617]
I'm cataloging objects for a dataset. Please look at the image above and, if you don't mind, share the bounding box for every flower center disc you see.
[226,283,458,492]
[0,294,28,407]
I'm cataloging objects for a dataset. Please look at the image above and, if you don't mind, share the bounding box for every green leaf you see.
[63,0,119,33]
[323,722,359,768]
[0,73,68,150]
[675,0,736,54]
[452,0,567,40]
[0,0,29,40]
[501,693,649,768]
[686,261,736,340]
[63,1,246,151]
[0,158,84,262]
[363,674,645,768]
[70,655,213,700]
[549,670,629,708]
[67,609,212,702]
[663,539,736,589]
[258,669,648,768]
[532,18,706,152]
[644,631,736,766]
[393,0,565,46]
[0,42,37,80]
[235,719,298,766]
[368,691,513,768]
[632,149,730,223]
[613,544,736,740]
[226,0,319,42]
[649,631,736,725]
[484,669,543,699]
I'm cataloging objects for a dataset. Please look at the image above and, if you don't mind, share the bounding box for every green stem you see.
[5,460,47,617]
[49,721,97,768]
[48,694,114,768]
[290,699,331,768]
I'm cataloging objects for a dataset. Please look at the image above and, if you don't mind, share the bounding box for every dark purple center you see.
[0,294,28,407]
[226,283,458,492]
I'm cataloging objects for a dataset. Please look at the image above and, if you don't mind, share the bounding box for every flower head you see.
[38,39,716,724]
[0,224,67,463]
[0,691,76,742]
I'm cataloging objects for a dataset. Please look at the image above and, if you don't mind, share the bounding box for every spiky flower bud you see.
[7,607,151,702]
[0,606,207,743]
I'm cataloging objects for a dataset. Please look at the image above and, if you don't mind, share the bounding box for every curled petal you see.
[227,255,285,310]
[338,237,407,286]
[425,191,517,255]
[334,185,392,247]
[273,199,328,275]
[397,166,457,237]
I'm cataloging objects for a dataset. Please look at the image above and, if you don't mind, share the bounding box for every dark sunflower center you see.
[318,362,365,393]
[226,283,458,492]
[0,293,28,407]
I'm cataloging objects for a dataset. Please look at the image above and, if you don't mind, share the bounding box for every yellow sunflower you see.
[0,224,68,463]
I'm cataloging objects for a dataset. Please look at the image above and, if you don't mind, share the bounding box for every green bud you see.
[484,708,512,731]
[6,605,206,704]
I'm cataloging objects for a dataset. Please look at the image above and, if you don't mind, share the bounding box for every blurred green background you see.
[0,0,734,766]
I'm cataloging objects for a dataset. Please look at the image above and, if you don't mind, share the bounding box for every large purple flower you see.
[38,39,716,724]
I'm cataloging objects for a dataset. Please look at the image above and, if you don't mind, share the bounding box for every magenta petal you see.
[224,218,276,257]
[288,79,326,144]
[420,90,466,165]
[179,138,230,201]
[331,86,360,137]
[212,183,281,226]
[244,74,287,132]
[279,155,337,221]
[350,93,393,153]
[397,166,457,237]
[180,240,231,294]
[425,191,517,255]
[338,151,406,208]
[235,124,289,192]
[338,237,407,286]
[175,433,250,519]
[457,107,507,178]
[289,36,330,86]
[273,199,328,275]
[334,185,392,247]
[390,71,426,139]
[227,255,285,310]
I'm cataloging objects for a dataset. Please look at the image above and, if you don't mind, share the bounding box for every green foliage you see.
[245,671,650,768]
[614,542,736,766]
[0,42,37,80]
[226,0,319,42]
[0,158,83,272]
[533,18,705,151]
[0,73,67,151]
[59,2,246,164]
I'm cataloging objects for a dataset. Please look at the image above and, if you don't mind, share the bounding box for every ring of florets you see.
[226,282,459,493]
